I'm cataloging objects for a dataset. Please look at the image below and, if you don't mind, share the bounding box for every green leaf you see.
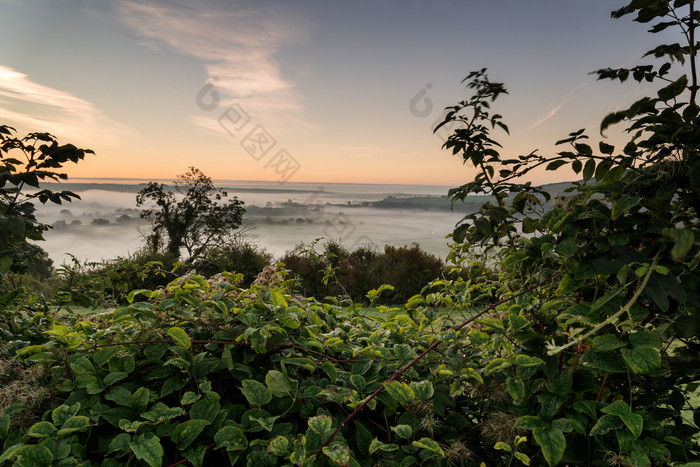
[484,358,511,375]
[369,438,398,454]
[412,438,444,458]
[602,400,631,416]
[351,359,373,375]
[322,444,351,466]
[592,334,626,351]
[612,194,640,219]
[12,445,54,467]
[108,354,135,374]
[657,74,688,100]
[107,433,131,455]
[214,426,248,451]
[308,415,333,436]
[56,416,90,436]
[663,228,694,261]
[507,376,525,404]
[0,414,8,439]
[355,421,373,455]
[410,380,434,400]
[515,451,531,465]
[514,415,545,431]
[190,392,221,421]
[241,379,272,406]
[167,327,191,349]
[171,419,210,450]
[546,160,568,171]
[620,413,643,438]
[532,427,565,467]
[130,387,150,412]
[249,415,279,432]
[141,402,185,423]
[494,441,512,452]
[350,374,366,392]
[621,346,661,374]
[595,159,613,182]
[265,370,292,397]
[391,424,413,439]
[515,355,545,367]
[103,372,128,387]
[69,357,95,375]
[582,158,596,182]
[129,433,164,467]
[267,435,289,456]
[384,381,415,404]
[590,414,623,436]
[27,421,57,438]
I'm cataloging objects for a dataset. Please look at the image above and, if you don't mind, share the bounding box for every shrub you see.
[190,241,272,286]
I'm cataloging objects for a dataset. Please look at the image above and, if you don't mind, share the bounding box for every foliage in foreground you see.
[0,1,699,466]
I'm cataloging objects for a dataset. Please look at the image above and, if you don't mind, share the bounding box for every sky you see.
[0,0,678,186]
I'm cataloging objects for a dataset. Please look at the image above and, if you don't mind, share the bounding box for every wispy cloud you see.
[528,82,590,130]
[529,101,566,130]
[115,0,311,133]
[0,65,135,145]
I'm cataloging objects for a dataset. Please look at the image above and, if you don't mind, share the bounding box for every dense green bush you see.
[190,241,272,286]
[282,241,443,304]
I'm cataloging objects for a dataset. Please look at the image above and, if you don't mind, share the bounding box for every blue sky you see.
[0,0,674,185]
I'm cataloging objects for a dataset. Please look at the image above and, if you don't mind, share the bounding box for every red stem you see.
[596,373,609,402]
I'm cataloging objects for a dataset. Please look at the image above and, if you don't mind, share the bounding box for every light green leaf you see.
[167,327,191,349]
[27,421,56,438]
[322,444,351,466]
[369,438,399,454]
[484,358,511,375]
[514,451,531,465]
[140,402,185,423]
[494,441,511,452]
[181,391,201,405]
[56,416,90,436]
[391,424,413,439]
[350,374,366,392]
[384,381,415,404]
[410,380,434,400]
[308,415,333,436]
[12,445,54,467]
[267,436,289,456]
[249,415,279,432]
[412,438,444,457]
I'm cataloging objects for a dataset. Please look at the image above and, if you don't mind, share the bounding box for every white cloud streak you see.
[0,65,135,146]
[115,0,311,132]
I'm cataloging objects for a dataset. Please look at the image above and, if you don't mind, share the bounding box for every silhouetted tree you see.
[136,167,245,259]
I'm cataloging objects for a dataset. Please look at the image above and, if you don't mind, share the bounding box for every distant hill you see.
[370,180,578,211]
